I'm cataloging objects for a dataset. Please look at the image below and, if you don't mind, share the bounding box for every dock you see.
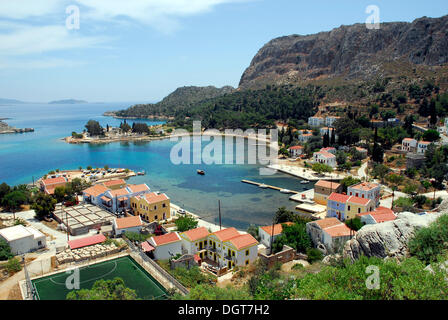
[241,179,300,194]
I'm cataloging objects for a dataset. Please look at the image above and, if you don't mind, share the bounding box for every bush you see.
[6,257,22,274]
[123,231,150,243]
[175,215,198,232]
[0,239,13,261]
[408,215,448,264]
[291,263,304,270]
[306,248,323,263]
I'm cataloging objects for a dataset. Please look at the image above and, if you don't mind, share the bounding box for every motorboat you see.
[197,169,205,175]
[280,189,291,194]
[259,184,268,189]
[300,180,309,184]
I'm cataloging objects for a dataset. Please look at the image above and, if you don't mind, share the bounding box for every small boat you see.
[280,189,291,194]
[300,180,309,184]
[177,209,186,215]
[197,169,205,175]
[137,171,145,176]
[259,184,268,189]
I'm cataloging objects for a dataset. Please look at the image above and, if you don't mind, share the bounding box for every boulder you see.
[343,211,445,261]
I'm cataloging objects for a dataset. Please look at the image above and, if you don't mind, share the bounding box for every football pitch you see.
[31,255,168,300]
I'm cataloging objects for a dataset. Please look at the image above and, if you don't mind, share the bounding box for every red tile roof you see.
[315,151,336,158]
[103,179,126,187]
[349,182,380,192]
[259,222,294,236]
[315,180,341,190]
[127,184,150,193]
[143,192,169,204]
[347,196,372,206]
[314,218,342,229]
[83,184,110,197]
[109,187,130,197]
[289,146,304,150]
[328,193,350,203]
[182,227,209,241]
[42,177,67,186]
[212,227,240,242]
[151,232,181,246]
[372,213,397,223]
[141,241,155,252]
[227,233,258,250]
[68,234,106,250]
[324,224,353,237]
[115,215,143,229]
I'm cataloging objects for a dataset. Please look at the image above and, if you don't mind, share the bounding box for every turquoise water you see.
[0,103,310,229]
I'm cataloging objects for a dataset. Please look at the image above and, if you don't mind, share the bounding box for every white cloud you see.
[0,0,62,19]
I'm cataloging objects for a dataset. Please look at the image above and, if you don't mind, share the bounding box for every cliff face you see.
[239,15,448,89]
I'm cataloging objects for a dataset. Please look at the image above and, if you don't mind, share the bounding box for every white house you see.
[313,151,337,167]
[258,222,293,249]
[325,116,341,127]
[347,182,381,208]
[180,227,210,260]
[320,147,336,155]
[0,225,46,255]
[417,141,431,154]
[357,207,396,225]
[82,184,110,206]
[148,232,182,260]
[306,218,353,253]
[113,215,144,236]
[298,133,313,143]
[288,145,304,158]
[100,184,151,213]
[401,138,417,152]
[308,117,325,127]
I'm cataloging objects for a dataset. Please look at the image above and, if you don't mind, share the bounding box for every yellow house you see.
[346,196,374,220]
[131,192,170,222]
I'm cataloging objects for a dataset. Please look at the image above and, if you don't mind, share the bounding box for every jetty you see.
[241,179,300,194]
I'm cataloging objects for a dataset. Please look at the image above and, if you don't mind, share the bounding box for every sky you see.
[0,0,447,103]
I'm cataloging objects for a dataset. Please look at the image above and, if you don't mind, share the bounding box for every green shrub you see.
[6,257,22,274]
[0,239,13,261]
[306,248,323,263]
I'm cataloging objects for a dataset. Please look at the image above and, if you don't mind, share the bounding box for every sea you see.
[0,102,313,229]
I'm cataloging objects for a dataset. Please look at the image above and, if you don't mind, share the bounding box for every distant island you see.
[0,98,26,105]
[0,120,34,134]
[49,99,88,104]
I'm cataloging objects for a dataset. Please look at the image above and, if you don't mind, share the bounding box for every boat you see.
[300,180,309,184]
[177,209,186,215]
[197,169,205,175]
[280,189,291,194]
[259,184,268,189]
[137,171,145,176]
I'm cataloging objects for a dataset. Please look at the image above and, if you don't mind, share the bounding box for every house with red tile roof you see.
[102,179,126,190]
[147,232,182,260]
[258,222,294,248]
[314,180,343,205]
[180,227,210,260]
[347,182,381,207]
[288,145,304,158]
[417,141,432,154]
[82,184,110,206]
[130,191,170,223]
[327,192,375,221]
[113,215,143,236]
[313,151,336,167]
[40,176,68,195]
[306,218,355,253]
[207,227,259,269]
[357,207,396,225]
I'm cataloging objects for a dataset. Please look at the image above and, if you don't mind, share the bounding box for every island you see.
[0,120,34,134]
[49,99,88,104]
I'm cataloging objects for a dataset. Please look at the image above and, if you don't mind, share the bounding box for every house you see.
[258,222,294,248]
[147,232,182,260]
[417,141,431,154]
[314,180,343,205]
[113,215,144,236]
[180,227,210,260]
[306,218,354,253]
[402,138,417,152]
[102,179,126,190]
[0,225,46,255]
[100,183,151,213]
[313,151,337,167]
[131,192,170,222]
[288,145,304,158]
[298,129,313,135]
[319,127,336,139]
[207,227,258,269]
[298,133,313,143]
[326,193,374,221]
[40,176,68,195]
[320,147,336,155]
[357,207,396,225]
[347,182,381,208]
[308,116,325,127]
[345,196,374,220]
[354,147,368,158]
[325,116,341,127]
[82,184,110,206]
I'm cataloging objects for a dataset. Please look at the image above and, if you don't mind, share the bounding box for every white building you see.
[313,151,337,167]
[148,232,182,260]
[258,222,293,248]
[308,117,325,127]
[288,145,304,158]
[401,138,417,152]
[180,227,210,260]
[417,141,431,154]
[306,218,353,253]
[325,116,341,127]
[0,225,46,255]
[113,215,144,236]
[347,182,381,208]
[298,133,313,143]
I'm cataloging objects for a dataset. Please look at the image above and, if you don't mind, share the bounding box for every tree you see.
[32,192,57,220]
[175,215,198,232]
[68,178,84,195]
[132,123,150,134]
[120,122,131,133]
[312,163,333,175]
[246,224,260,241]
[345,217,363,231]
[273,223,312,253]
[3,191,27,220]
[0,182,11,202]
[273,207,294,224]
[371,164,390,183]
[6,257,22,274]
[335,151,347,166]
[53,186,66,203]
[0,239,13,261]
[371,142,384,163]
[306,248,323,263]
[85,120,104,137]
[422,129,440,142]
[340,176,361,193]
[66,278,138,300]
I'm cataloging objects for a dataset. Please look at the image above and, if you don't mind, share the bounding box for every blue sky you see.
[0,0,447,103]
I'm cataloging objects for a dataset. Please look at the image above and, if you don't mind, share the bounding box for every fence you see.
[124,239,189,296]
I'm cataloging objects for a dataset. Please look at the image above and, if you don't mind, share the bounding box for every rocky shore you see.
[0,120,34,134]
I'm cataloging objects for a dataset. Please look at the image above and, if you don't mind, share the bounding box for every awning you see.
[141,241,155,252]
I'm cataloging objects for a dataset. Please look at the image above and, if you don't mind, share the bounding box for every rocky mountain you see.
[343,211,445,261]
[239,15,448,90]
[113,85,235,118]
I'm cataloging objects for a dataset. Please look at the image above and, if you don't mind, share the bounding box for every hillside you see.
[113,85,235,118]
[239,15,448,94]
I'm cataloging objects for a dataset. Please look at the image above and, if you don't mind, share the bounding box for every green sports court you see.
[31,255,168,300]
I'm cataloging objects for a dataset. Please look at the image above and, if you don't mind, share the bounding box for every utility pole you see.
[269,219,276,256]
[218,200,222,231]
[65,208,70,242]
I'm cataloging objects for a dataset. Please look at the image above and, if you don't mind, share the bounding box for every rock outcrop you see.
[239,15,448,89]
[343,211,445,261]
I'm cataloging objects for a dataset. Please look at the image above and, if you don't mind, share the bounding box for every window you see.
[358,208,361,213]
[245,260,249,266]
[245,250,249,256]
[162,203,166,208]
[155,215,158,220]
[348,205,351,211]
